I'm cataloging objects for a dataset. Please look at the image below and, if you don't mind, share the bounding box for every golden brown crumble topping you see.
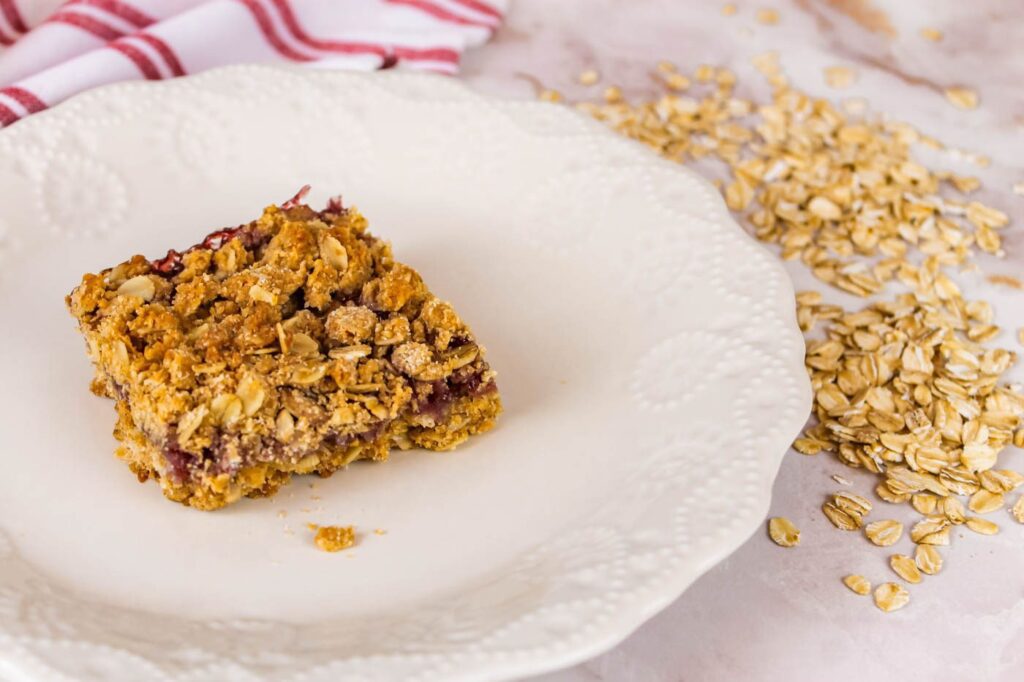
[67,190,501,510]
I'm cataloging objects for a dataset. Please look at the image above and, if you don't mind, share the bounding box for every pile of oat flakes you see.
[548,53,1023,612]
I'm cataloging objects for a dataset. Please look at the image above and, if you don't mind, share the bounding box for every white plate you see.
[0,65,810,682]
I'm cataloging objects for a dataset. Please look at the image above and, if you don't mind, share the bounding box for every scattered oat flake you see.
[980,469,1024,493]
[876,483,910,505]
[890,554,922,584]
[1012,497,1024,523]
[988,274,1024,289]
[824,66,857,89]
[843,574,871,595]
[694,64,716,82]
[911,517,951,546]
[374,528,388,535]
[664,73,691,92]
[823,502,860,530]
[968,489,1004,514]
[951,175,981,194]
[920,27,943,41]
[874,582,910,612]
[277,510,287,518]
[833,491,872,517]
[965,517,999,535]
[1013,181,1024,196]
[832,474,852,486]
[915,545,943,575]
[312,525,357,552]
[796,290,822,305]
[793,438,823,455]
[945,87,979,110]
[865,519,903,546]
[722,3,737,16]
[768,516,801,547]
[941,497,967,525]
[539,89,563,103]
[578,69,600,86]
[756,8,779,24]
[911,494,938,515]
[808,195,842,220]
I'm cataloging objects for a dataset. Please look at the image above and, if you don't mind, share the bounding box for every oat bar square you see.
[66,188,501,510]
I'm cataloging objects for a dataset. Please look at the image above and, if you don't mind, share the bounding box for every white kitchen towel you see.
[0,0,506,127]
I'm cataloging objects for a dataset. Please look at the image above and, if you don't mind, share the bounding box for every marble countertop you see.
[461,1,1024,680]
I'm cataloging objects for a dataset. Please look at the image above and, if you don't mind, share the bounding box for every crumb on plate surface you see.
[311,524,356,552]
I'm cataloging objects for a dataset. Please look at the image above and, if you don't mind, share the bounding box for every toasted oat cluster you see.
[66,189,501,510]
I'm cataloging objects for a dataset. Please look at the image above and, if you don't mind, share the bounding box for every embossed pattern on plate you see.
[0,65,811,682]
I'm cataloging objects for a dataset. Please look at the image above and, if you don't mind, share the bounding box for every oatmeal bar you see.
[66,188,501,510]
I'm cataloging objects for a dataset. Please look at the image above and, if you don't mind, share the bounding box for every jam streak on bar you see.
[161,421,393,486]
[152,187,315,276]
[151,222,269,277]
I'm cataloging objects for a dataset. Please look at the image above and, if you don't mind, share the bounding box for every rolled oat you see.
[768,517,801,547]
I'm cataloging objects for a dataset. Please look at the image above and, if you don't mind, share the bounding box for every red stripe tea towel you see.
[0,0,506,127]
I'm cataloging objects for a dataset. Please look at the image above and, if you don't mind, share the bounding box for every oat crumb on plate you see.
[310,524,356,552]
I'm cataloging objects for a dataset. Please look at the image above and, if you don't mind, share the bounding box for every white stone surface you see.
[460,1,1024,680]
